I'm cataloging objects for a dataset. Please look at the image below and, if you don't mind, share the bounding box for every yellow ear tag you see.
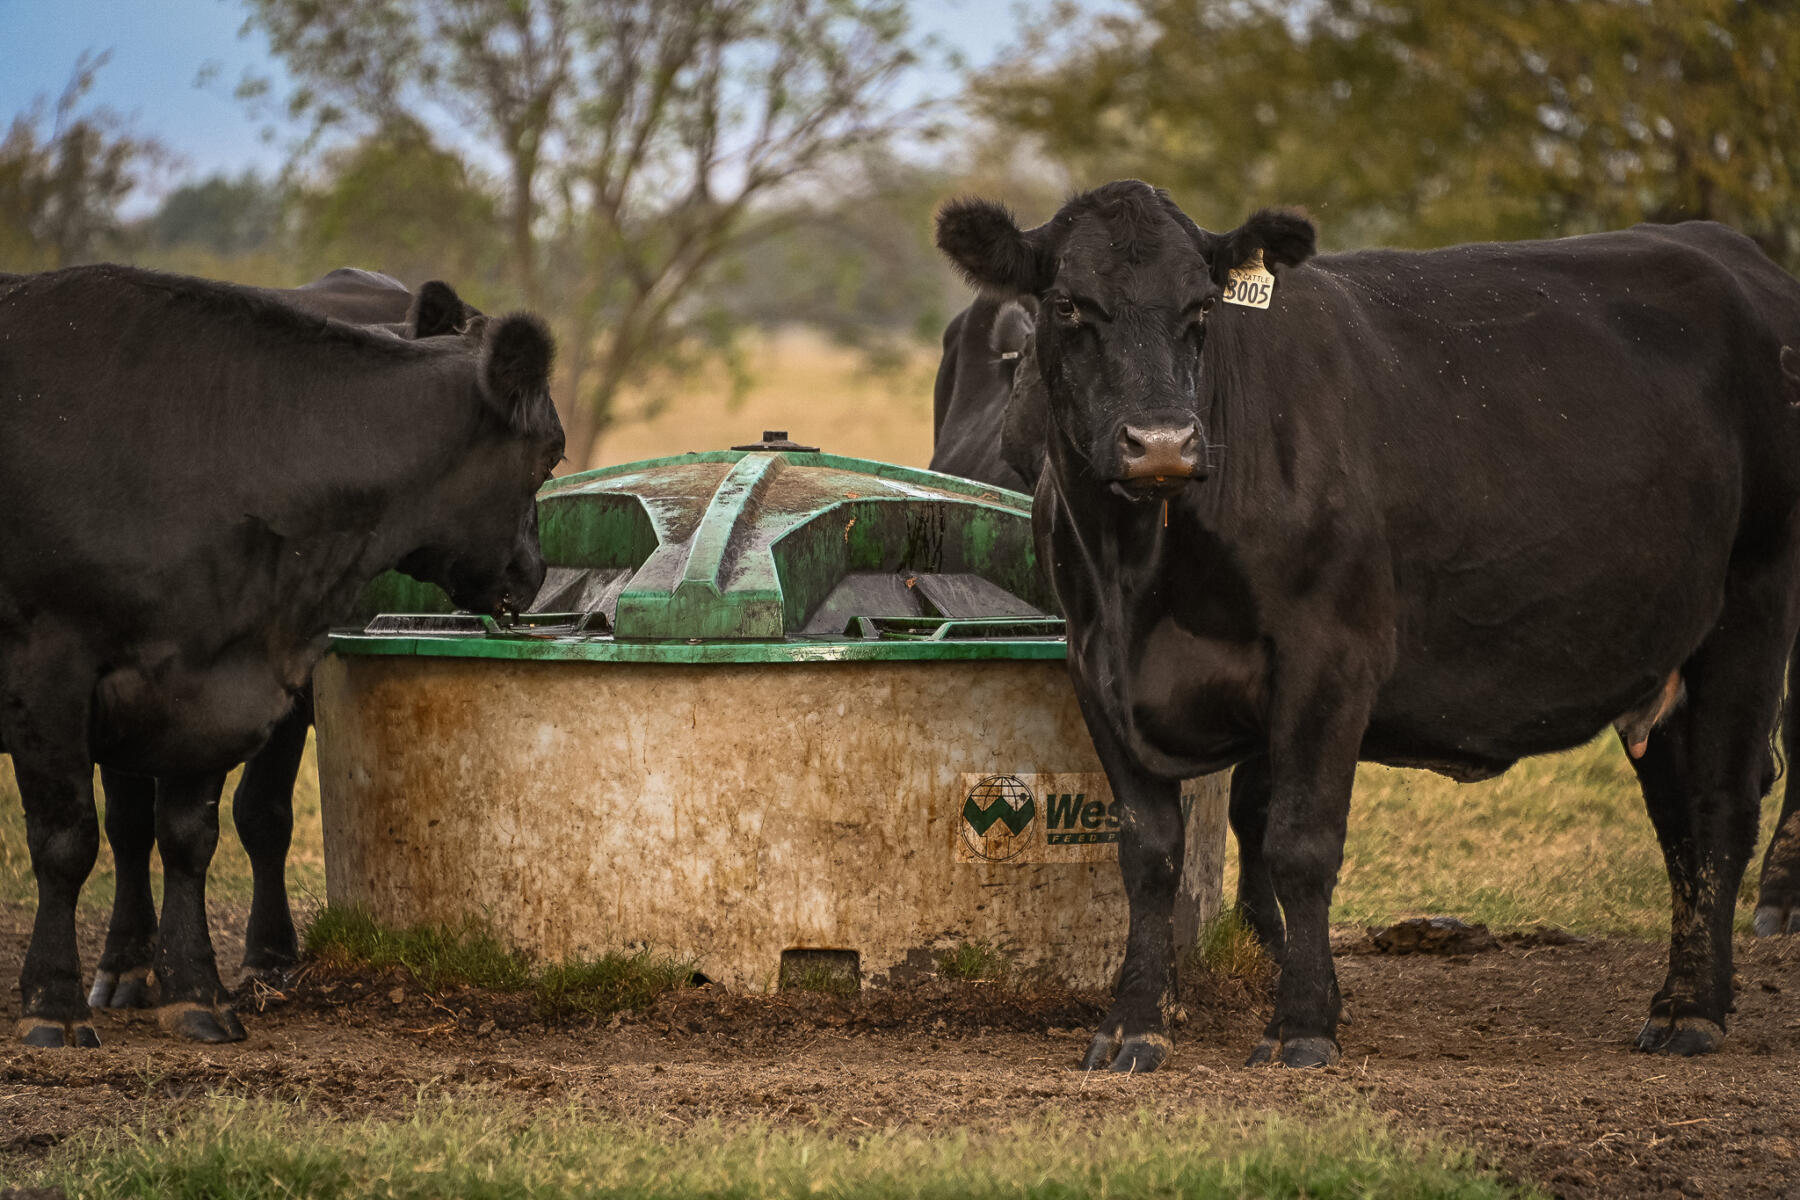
[1222,248,1275,309]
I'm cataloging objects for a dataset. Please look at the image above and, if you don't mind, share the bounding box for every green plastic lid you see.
[332,439,1066,664]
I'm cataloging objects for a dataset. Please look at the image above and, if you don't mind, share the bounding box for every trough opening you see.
[779,948,861,996]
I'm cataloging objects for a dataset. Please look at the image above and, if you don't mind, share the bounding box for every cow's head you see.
[395,312,563,618]
[937,180,1314,500]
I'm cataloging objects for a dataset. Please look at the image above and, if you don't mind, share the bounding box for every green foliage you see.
[27,1096,1543,1199]
[0,51,168,271]
[148,170,286,257]
[290,121,508,295]
[303,904,695,1018]
[932,938,1015,983]
[979,0,1800,265]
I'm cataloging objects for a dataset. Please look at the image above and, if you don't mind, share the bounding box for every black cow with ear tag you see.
[938,179,1800,1072]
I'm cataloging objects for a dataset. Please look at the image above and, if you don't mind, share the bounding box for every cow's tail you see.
[1783,346,1800,407]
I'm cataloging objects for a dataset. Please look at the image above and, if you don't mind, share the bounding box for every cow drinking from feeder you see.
[85,268,485,1017]
[0,265,562,1046]
[936,179,1800,1070]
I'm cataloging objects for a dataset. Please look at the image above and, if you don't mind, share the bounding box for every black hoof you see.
[1080,1024,1123,1072]
[1245,1036,1339,1067]
[89,967,154,1009]
[1079,1023,1172,1073]
[17,1019,100,1048]
[162,1004,248,1044]
[1753,904,1800,937]
[1108,1035,1172,1073]
[1634,1017,1723,1056]
[1279,1037,1340,1068]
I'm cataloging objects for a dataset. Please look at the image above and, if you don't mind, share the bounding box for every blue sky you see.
[0,0,1034,202]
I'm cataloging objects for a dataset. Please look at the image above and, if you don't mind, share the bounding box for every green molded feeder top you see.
[332,441,1067,664]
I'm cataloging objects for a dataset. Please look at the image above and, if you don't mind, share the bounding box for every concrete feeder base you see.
[315,654,1226,990]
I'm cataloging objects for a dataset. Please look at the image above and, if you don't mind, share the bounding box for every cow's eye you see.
[1053,296,1080,324]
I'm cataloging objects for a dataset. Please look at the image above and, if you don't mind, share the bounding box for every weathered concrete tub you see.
[317,441,1226,990]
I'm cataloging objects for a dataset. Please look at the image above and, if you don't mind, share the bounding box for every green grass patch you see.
[1186,908,1275,985]
[303,904,694,1019]
[932,938,1015,983]
[22,1094,1543,1200]
[1317,733,1785,939]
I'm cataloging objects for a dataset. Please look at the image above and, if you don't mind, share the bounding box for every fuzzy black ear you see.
[478,313,556,430]
[1207,208,1317,286]
[409,280,471,337]
[936,197,1054,295]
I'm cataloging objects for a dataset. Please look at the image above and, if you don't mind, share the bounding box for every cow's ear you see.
[1207,208,1316,286]
[936,198,1054,295]
[478,313,556,429]
[409,280,470,337]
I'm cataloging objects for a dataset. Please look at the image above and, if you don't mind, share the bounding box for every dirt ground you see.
[5,904,1800,1199]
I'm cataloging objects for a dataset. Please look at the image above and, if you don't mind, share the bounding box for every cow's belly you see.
[91,646,306,775]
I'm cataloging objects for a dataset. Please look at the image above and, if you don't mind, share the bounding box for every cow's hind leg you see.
[152,772,245,1043]
[1753,646,1800,935]
[6,647,103,1048]
[1631,582,1787,1055]
[1077,697,1183,1073]
[90,768,158,1009]
[234,697,311,980]
[1228,757,1284,956]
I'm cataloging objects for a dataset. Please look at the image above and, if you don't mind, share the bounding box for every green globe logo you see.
[961,775,1037,862]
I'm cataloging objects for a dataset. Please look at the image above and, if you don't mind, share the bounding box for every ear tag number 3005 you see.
[1223,249,1274,309]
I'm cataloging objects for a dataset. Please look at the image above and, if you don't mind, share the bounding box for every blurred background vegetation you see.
[3,0,1795,467]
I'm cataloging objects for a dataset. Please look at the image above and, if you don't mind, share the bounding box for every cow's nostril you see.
[1119,423,1202,479]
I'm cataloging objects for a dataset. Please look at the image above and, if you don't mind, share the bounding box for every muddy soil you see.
[5,903,1800,1199]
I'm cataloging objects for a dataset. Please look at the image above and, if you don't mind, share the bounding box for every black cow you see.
[937,180,1800,1071]
[85,269,483,1020]
[928,296,1045,491]
[0,264,562,1047]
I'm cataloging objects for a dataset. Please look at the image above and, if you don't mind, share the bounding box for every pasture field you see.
[5,344,1800,1199]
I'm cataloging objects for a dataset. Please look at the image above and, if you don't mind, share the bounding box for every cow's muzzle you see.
[1113,421,1204,498]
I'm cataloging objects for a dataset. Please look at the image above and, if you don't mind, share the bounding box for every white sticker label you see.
[1222,248,1275,309]
[954,772,1119,864]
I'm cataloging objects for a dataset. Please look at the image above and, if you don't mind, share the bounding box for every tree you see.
[148,170,286,257]
[241,0,923,465]
[0,52,168,270]
[976,0,1800,266]
[290,122,506,292]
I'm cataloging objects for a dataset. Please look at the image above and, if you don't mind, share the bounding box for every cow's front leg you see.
[152,772,245,1043]
[1077,702,1184,1073]
[90,768,158,1009]
[1245,669,1370,1069]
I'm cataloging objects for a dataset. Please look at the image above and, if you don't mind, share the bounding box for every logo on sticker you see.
[960,775,1037,862]
[1042,791,1119,845]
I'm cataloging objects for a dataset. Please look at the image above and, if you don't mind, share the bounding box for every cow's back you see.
[1225,227,1800,762]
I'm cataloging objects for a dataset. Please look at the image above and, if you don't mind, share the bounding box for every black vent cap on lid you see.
[732,430,820,452]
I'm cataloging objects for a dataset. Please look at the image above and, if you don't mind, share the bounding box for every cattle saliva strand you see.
[937,178,1800,1072]
[0,263,562,1048]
